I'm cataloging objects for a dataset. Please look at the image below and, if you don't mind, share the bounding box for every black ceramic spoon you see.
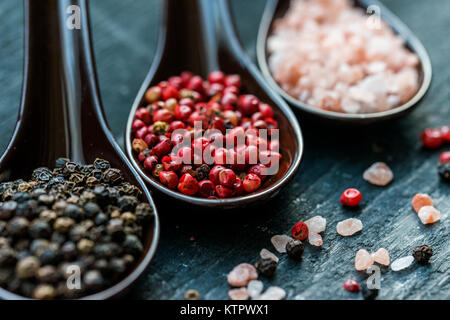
[257,0,432,124]
[125,0,303,209]
[0,0,159,299]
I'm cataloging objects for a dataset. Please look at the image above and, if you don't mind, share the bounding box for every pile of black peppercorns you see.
[0,158,154,299]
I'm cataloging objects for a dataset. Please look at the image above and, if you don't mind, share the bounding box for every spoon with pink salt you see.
[256,0,432,124]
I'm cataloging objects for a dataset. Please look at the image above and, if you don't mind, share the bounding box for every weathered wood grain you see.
[0,0,448,300]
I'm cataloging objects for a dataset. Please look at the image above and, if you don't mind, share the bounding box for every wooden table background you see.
[0,0,448,300]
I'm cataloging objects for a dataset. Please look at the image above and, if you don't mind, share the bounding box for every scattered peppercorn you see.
[361,284,378,300]
[340,188,363,207]
[255,258,277,277]
[343,278,360,292]
[285,239,304,260]
[412,244,433,264]
[0,158,154,299]
[438,162,450,182]
[184,289,200,300]
[291,221,309,241]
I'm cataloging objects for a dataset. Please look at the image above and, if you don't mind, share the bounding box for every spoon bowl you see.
[0,0,159,299]
[125,0,303,209]
[257,0,432,124]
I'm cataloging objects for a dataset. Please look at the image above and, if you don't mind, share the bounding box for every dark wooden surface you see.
[0,0,448,300]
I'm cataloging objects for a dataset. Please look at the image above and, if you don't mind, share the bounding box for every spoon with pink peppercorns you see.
[257,0,432,124]
[125,0,303,208]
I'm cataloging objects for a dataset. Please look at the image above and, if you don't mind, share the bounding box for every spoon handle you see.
[0,0,116,179]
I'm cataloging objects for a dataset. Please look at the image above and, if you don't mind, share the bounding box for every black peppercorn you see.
[286,239,304,260]
[54,158,70,169]
[255,258,277,277]
[38,247,59,265]
[28,220,51,239]
[123,234,143,257]
[63,204,84,221]
[60,241,77,261]
[84,202,100,218]
[106,219,125,242]
[413,244,433,264]
[438,163,450,182]
[7,217,29,237]
[31,168,53,182]
[0,201,17,220]
[361,284,378,300]
[195,164,210,181]
[94,158,111,171]
[83,270,104,290]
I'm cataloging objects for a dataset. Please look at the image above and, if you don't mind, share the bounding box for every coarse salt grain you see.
[363,162,394,186]
[417,206,441,225]
[254,286,286,300]
[336,218,363,236]
[227,263,258,287]
[271,235,293,253]
[355,249,374,271]
[305,215,327,233]
[411,193,433,213]
[308,231,323,247]
[372,248,390,266]
[247,280,264,299]
[228,287,249,300]
[391,256,414,271]
[267,0,420,114]
[260,248,279,263]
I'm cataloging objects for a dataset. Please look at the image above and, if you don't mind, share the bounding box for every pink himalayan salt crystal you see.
[271,235,293,253]
[411,193,433,213]
[228,287,249,300]
[247,280,264,299]
[260,248,279,263]
[418,206,441,225]
[355,249,374,271]
[308,231,323,246]
[336,218,363,236]
[305,215,326,233]
[391,256,414,271]
[267,0,420,114]
[227,263,258,287]
[254,286,286,300]
[363,162,394,186]
[372,248,390,266]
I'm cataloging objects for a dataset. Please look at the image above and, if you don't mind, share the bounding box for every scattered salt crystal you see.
[391,256,414,271]
[254,286,286,300]
[247,280,264,299]
[227,263,258,287]
[305,215,327,233]
[271,235,293,253]
[337,218,363,236]
[411,194,433,213]
[260,248,279,263]
[363,162,394,186]
[372,248,390,266]
[228,287,249,300]
[418,206,441,224]
[308,231,323,247]
[355,249,374,271]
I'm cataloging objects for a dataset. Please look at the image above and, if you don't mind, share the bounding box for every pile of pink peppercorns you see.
[130,71,282,198]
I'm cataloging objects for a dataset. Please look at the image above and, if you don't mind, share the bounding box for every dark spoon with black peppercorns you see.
[0,0,159,299]
[125,0,303,208]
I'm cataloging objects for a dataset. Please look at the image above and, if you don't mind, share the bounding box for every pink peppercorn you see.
[198,180,216,198]
[291,221,309,241]
[343,279,360,292]
[421,128,443,149]
[178,173,199,196]
[159,171,179,190]
[340,188,363,206]
[243,173,261,193]
[439,151,450,163]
